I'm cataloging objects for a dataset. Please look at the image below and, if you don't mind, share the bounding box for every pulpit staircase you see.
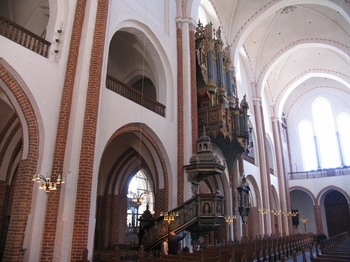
[139,193,225,251]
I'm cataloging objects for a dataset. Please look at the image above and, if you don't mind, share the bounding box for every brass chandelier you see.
[32,173,65,194]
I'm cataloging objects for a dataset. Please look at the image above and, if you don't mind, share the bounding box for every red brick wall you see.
[248,206,260,238]
[70,1,109,261]
[0,117,19,240]
[0,181,7,256]
[0,62,39,262]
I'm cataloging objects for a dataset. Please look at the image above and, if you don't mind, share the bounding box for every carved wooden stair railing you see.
[140,193,225,251]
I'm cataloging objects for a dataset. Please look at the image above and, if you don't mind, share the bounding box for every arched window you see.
[266,136,275,175]
[126,168,154,243]
[197,0,220,28]
[312,98,340,168]
[198,5,208,25]
[337,113,350,165]
[298,120,317,171]
[298,97,348,171]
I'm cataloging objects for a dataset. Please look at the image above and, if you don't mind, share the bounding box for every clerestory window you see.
[298,97,350,171]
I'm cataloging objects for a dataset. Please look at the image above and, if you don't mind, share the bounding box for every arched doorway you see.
[324,191,350,237]
[94,124,169,250]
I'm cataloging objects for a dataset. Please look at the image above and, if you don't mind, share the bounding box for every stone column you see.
[272,116,290,235]
[252,93,271,234]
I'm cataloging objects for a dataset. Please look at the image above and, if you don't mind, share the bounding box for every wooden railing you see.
[0,15,51,57]
[106,75,166,117]
[140,193,225,252]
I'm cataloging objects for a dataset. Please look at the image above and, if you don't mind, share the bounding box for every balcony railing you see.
[106,75,166,117]
[0,15,51,58]
[289,166,350,180]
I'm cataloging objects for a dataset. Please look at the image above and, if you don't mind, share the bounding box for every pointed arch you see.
[0,59,40,261]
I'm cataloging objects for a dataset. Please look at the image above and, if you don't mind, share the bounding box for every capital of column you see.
[175,17,197,30]
[252,96,262,103]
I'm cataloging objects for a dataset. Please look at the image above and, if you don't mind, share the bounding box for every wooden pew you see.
[201,247,219,262]
[243,240,257,262]
[141,233,317,262]
[231,241,245,262]
[94,245,139,262]
[313,232,350,262]
[218,245,235,262]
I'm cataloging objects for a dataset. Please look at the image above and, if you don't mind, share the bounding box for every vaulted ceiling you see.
[203,0,350,117]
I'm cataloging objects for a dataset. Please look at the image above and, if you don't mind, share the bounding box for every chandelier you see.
[282,210,298,217]
[128,190,147,206]
[258,208,269,215]
[271,209,282,216]
[224,215,236,224]
[32,173,65,194]
[301,218,308,224]
[160,211,179,224]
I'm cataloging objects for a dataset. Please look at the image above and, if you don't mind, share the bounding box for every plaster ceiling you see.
[206,0,350,117]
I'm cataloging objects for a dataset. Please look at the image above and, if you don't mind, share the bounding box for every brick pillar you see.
[314,205,322,233]
[40,1,87,261]
[104,194,112,248]
[3,159,36,261]
[70,1,109,261]
[189,25,198,154]
[248,206,260,238]
[176,24,184,206]
[95,196,103,249]
[242,221,249,240]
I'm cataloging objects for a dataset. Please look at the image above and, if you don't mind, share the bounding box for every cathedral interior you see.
[0,0,349,261]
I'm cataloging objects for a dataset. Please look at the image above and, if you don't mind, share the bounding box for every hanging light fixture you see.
[160,211,179,224]
[258,208,269,215]
[224,215,236,223]
[32,173,65,194]
[271,209,282,216]
[282,210,298,217]
[128,190,147,206]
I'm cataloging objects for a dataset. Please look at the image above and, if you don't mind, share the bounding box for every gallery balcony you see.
[106,75,166,117]
[0,15,50,58]
[288,166,350,180]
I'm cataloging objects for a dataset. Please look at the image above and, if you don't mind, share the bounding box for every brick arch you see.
[289,186,317,205]
[0,60,39,261]
[270,185,279,209]
[245,174,262,238]
[104,122,170,212]
[316,185,350,206]
[95,123,170,248]
[246,174,261,208]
